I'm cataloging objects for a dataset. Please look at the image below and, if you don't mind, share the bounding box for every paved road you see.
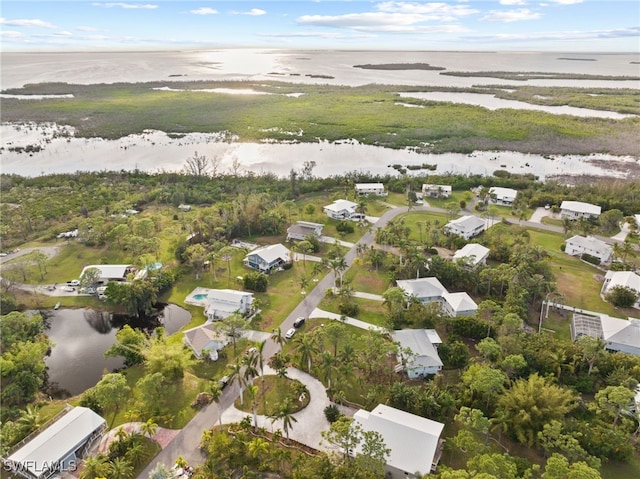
[138,204,420,476]
[139,202,567,476]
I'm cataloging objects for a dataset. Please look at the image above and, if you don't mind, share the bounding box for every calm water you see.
[45,304,191,396]
[2,49,639,89]
[1,49,638,180]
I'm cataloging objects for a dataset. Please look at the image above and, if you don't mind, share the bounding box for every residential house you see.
[560,201,601,220]
[489,187,518,206]
[397,277,478,318]
[3,406,106,479]
[323,199,358,220]
[422,184,452,199]
[441,292,478,317]
[452,243,490,268]
[183,323,230,360]
[352,404,445,478]
[571,313,640,356]
[244,244,291,274]
[204,289,254,321]
[397,278,447,305]
[79,264,135,284]
[565,235,613,263]
[444,215,486,240]
[355,183,386,196]
[393,329,443,378]
[601,271,640,308]
[286,221,324,242]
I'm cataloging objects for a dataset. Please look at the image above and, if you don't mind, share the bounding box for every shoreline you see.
[1,122,638,182]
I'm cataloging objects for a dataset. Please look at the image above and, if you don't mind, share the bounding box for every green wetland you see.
[2,81,639,157]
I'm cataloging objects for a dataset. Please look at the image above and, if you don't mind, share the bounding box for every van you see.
[293,317,306,328]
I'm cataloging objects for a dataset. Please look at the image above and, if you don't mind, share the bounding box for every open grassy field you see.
[3,81,639,157]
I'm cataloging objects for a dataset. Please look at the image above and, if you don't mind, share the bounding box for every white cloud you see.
[92,3,158,9]
[1,31,24,38]
[230,9,267,16]
[547,0,583,4]
[499,0,527,5]
[189,7,218,15]
[77,26,98,32]
[375,2,478,17]
[0,18,56,28]
[480,8,542,22]
[259,31,374,40]
[465,26,639,42]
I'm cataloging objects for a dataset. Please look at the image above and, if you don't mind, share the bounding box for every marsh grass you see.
[3,81,639,156]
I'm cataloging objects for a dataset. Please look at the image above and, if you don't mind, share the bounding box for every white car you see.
[285,328,296,339]
[68,279,80,286]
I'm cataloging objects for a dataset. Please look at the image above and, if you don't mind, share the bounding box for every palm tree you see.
[246,384,260,431]
[208,382,224,428]
[254,340,267,383]
[108,457,133,479]
[270,400,298,443]
[248,437,270,461]
[328,256,348,288]
[125,442,146,468]
[319,351,338,389]
[271,327,286,348]
[80,454,110,479]
[312,262,324,282]
[295,333,319,373]
[16,405,41,435]
[299,275,310,296]
[242,353,259,385]
[227,359,247,404]
[141,418,158,439]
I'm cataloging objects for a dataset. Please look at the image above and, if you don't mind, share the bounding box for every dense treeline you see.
[3,169,639,250]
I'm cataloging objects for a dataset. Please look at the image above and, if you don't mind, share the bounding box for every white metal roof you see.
[324,199,357,213]
[393,329,443,368]
[566,235,612,254]
[561,201,601,216]
[601,316,640,349]
[80,264,131,280]
[604,270,640,294]
[453,243,490,265]
[397,277,447,299]
[247,244,290,264]
[422,184,452,193]
[6,407,105,478]
[446,215,485,231]
[489,186,518,202]
[355,183,384,190]
[353,404,444,476]
[442,291,478,313]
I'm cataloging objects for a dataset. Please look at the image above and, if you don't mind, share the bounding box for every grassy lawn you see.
[235,375,310,415]
[400,210,451,243]
[343,263,391,295]
[601,453,640,479]
[318,295,387,328]
[189,338,251,381]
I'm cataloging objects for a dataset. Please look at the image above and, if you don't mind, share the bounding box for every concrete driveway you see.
[220,366,338,453]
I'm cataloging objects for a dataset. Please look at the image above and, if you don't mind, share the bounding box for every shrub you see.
[338,301,359,317]
[581,253,600,265]
[282,262,293,271]
[243,272,269,292]
[324,404,342,423]
[336,221,355,234]
[605,285,638,308]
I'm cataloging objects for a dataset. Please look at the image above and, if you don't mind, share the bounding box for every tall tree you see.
[93,373,131,427]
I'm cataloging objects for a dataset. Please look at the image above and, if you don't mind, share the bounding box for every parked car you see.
[293,317,306,328]
[68,279,80,286]
[246,347,258,356]
[61,286,75,292]
[285,328,296,339]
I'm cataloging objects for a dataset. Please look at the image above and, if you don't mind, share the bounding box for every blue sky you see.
[1,1,638,51]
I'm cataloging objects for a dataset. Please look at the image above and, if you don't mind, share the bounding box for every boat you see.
[54,302,60,310]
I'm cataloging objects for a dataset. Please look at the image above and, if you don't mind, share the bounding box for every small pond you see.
[44,303,191,397]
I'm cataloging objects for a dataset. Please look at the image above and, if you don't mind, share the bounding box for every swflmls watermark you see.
[2,459,78,473]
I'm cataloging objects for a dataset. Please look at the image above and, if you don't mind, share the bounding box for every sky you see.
[1,1,639,52]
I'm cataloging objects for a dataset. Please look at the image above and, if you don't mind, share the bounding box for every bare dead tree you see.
[230,156,242,177]
[211,155,222,178]
[183,151,210,176]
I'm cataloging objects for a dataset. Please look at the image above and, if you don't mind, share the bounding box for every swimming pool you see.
[193,293,208,300]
